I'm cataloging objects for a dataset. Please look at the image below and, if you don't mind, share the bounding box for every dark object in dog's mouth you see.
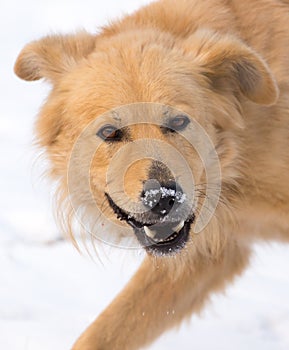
[105,193,193,255]
[131,220,192,255]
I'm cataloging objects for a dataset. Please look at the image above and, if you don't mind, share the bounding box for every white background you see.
[0,1,289,349]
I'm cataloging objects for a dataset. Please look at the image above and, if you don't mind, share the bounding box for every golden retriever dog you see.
[14,0,289,349]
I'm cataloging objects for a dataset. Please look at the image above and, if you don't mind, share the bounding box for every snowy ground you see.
[1,1,289,349]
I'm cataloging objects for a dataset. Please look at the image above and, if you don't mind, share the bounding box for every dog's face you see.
[15,29,277,255]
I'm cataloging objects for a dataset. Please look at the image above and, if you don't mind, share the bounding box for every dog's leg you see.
[72,237,250,350]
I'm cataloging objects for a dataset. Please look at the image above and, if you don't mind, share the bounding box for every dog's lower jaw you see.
[72,238,251,350]
[105,192,193,255]
[132,219,193,256]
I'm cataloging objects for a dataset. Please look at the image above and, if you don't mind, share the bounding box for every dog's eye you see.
[97,125,122,141]
[166,115,190,132]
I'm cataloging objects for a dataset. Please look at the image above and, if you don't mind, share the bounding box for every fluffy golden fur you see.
[14,0,289,349]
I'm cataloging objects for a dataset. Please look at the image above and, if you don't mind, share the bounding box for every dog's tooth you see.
[144,226,156,239]
[173,221,185,233]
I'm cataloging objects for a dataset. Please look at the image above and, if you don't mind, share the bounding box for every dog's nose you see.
[142,179,184,216]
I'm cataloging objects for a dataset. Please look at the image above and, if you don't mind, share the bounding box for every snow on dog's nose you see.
[141,179,186,217]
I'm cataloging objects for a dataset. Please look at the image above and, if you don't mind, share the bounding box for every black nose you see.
[142,179,184,216]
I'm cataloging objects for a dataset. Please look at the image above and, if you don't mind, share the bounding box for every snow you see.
[143,187,187,208]
[1,1,289,349]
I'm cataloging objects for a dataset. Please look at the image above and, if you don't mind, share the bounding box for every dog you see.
[14,0,289,349]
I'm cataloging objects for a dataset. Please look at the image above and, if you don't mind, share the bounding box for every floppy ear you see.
[14,31,96,82]
[185,30,279,105]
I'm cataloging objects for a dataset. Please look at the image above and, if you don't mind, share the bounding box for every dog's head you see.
[14,29,278,255]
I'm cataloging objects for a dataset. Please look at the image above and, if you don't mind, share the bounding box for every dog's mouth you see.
[105,193,194,255]
[131,220,192,255]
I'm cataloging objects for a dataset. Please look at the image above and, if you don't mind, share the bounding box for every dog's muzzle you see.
[106,180,194,255]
